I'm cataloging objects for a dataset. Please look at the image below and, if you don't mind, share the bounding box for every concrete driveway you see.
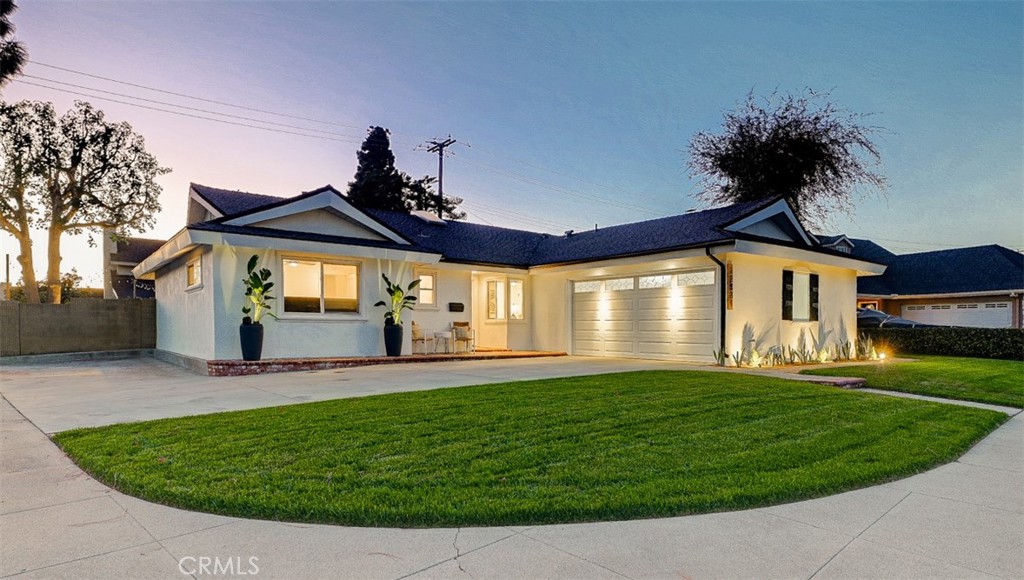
[1,356,1022,579]
[0,356,715,433]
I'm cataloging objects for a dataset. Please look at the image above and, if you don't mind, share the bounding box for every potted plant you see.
[374,273,420,357]
[239,255,278,361]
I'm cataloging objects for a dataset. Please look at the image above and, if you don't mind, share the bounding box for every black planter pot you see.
[239,323,264,361]
[383,323,403,357]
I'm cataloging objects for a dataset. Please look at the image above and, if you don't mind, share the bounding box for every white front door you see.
[571,270,718,363]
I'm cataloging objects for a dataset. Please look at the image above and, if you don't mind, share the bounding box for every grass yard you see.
[804,356,1024,408]
[54,371,1006,527]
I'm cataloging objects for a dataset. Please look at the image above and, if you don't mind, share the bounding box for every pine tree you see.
[346,126,408,212]
[404,174,466,220]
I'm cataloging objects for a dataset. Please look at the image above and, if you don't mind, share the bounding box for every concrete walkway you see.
[1,357,1022,579]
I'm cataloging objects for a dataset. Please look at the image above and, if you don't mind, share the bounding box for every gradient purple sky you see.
[2,1,1022,287]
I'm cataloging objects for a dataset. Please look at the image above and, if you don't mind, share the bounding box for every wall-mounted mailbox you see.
[448,302,465,312]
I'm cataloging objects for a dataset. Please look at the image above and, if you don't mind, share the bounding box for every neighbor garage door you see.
[902,302,1012,328]
[572,270,718,363]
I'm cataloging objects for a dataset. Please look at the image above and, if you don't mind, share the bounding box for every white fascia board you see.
[190,230,441,264]
[528,245,729,275]
[434,261,530,275]
[733,239,887,275]
[189,189,223,218]
[222,190,408,245]
[131,229,200,279]
[858,290,1024,300]
[724,199,814,245]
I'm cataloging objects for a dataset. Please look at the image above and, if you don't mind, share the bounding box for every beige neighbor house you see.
[132,184,885,367]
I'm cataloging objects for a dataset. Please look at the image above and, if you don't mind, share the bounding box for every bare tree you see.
[689,89,886,228]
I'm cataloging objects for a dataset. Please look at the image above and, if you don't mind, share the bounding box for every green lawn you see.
[54,371,1005,527]
[803,356,1024,408]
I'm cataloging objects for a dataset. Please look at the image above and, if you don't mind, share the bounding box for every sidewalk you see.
[2,390,1020,579]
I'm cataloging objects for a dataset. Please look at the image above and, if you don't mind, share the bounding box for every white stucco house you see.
[133,184,886,367]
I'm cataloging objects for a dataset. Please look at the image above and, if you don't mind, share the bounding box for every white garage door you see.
[902,302,1012,328]
[572,270,718,363]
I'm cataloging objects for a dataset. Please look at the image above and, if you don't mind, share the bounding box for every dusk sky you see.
[2,1,1021,287]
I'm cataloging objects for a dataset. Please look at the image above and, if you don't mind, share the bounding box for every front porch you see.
[206,349,567,377]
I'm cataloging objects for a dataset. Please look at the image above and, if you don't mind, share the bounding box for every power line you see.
[464,198,574,230]
[11,79,366,144]
[21,75,373,141]
[463,147,672,206]
[459,157,663,216]
[462,203,571,232]
[24,61,671,218]
[27,60,375,133]
[422,136,458,218]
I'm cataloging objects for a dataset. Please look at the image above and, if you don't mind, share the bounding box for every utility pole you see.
[425,136,456,218]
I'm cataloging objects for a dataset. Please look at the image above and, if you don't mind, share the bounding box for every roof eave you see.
[858,289,1024,300]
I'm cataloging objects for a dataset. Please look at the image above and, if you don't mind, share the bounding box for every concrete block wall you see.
[0,299,156,356]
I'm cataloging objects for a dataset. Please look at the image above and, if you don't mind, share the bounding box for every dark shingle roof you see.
[858,245,1024,296]
[366,198,780,267]
[191,183,284,216]
[110,237,166,264]
[364,210,549,268]
[186,185,872,268]
[847,238,898,265]
[527,200,774,265]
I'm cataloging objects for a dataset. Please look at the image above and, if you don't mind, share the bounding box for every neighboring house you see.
[132,183,885,365]
[103,233,165,299]
[818,236,1024,328]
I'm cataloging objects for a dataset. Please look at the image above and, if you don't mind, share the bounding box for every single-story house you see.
[132,183,885,366]
[102,233,165,299]
[818,236,1023,328]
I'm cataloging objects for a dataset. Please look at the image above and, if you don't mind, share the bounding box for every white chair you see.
[452,322,475,353]
[411,321,434,354]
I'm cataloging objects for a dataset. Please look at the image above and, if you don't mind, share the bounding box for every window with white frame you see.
[486,279,506,320]
[509,279,524,320]
[574,280,601,293]
[782,270,819,322]
[185,257,202,290]
[283,258,359,314]
[417,272,436,306]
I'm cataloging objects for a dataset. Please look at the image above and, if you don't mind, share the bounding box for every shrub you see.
[863,327,1024,361]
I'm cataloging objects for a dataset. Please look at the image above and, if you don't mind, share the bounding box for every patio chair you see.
[452,321,475,353]
[411,321,434,354]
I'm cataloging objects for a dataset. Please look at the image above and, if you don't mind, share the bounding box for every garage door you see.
[572,270,718,363]
[902,302,1012,328]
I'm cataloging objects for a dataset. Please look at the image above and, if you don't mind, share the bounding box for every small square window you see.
[185,257,202,289]
[418,273,436,306]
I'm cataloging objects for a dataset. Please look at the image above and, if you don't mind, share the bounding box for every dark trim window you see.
[783,270,819,321]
